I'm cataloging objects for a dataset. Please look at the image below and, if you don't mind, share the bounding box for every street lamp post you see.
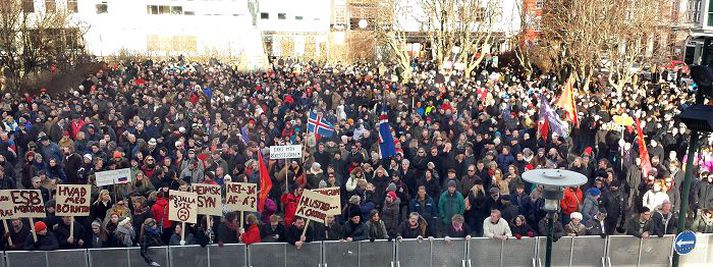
[523,169,587,267]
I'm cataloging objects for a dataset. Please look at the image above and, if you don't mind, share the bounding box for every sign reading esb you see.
[270,145,302,159]
[674,230,697,255]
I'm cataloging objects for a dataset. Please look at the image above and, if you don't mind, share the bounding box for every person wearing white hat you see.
[564,212,587,236]
[114,217,135,247]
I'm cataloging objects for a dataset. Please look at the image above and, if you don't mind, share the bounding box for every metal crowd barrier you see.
[0,234,711,267]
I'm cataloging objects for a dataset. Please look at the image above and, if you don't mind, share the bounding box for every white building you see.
[255,0,331,58]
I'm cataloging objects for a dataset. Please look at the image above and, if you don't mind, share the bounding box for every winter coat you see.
[409,196,439,226]
[281,193,300,226]
[305,168,325,190]
[240,224,261,244]
[260,223,286,242]
[366,220,389,239]
[382,199,401,237]
[580,195,599,225]
[343,221,369,241]
[564,222,587,236]
[55,221,86,249]
[651,211,677,237]
[694,181,713,210]
[438,191,465,225]
[510,223,535,238]
[626,216,653,238]
[444,223,472,238]
[150,197,171,230]
[24,232,59,250]
[560,188,582,217]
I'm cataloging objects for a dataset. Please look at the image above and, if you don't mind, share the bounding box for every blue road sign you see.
[674,230,697,255]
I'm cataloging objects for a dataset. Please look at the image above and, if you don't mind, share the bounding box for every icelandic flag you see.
[378,105,397,159]
[307,111,335,138]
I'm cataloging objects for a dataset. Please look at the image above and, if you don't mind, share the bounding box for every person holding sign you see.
[238,214,261,245]
[3,219,30,250]
[55,216,86,249]
[23,221,58,250]
[285,217,312,249]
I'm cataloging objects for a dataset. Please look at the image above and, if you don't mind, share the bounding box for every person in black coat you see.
[650,200,677,237]
[260,215,286,242]
[24,221,59,250]
[311,215,343,241]
[216,212,240,244]
[62,146,83,184]
[342,209,369,241]
[285,217,313,249]
[54,216,87,249]
[509,215,535,239]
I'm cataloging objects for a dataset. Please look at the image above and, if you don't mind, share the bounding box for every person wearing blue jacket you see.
[409,185,439,231]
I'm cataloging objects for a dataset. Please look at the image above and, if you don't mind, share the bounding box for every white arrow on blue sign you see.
[674,230,697,255]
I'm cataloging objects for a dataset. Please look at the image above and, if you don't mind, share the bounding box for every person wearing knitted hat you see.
[23,221,58,250]
[140,218,164,267]
[564,212,587,236]
[581,187,602,225]
[89,219,109,248]
[114,216,135,247]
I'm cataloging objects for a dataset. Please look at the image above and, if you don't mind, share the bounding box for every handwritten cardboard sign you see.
[295,189,333,222]
[225,182,257,212]
[191,183,223,216]
[169,190,198,224]
[312,187,341,216]
[55,185,91,217]
[8,190,45,218]
[0,190,17,219]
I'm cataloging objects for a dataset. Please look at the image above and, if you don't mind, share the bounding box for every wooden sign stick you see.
[29,218,37,242]
[69,216,75,240]
[2,220,12,246]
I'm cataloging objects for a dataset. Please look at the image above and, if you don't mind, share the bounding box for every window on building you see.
[147,5,159,14]
[45,0,56,12]
[159,5,170,14]
[295,16,303,20]
[708,0,713,26]
[171,6,183,15]
[474,7,485,22]
[96,2,108,14]
[67,0,79,13]
[536,0,544,8]
[688,0,701,24]
[22,0,34,13]
[185,11,195,15]
[260,12,269,19]
[278,13,286,20]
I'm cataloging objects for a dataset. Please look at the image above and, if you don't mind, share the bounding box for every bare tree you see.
[373,0,413,83]
[601,0,673,96]
[0,0,87,91]
[418,0,500,77]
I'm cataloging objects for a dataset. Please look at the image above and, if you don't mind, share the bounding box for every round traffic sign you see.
[674,230,697,255]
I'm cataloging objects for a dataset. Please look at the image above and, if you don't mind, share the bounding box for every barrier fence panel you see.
[323,240,359,267]
[537,236,573,267]
[129,246,169,267]
[431,238,466,267]
[358,240,393,267]
[639,235,674,267]
[679,233,712,266]
[571,236,606,267]
[502,238,536,267]
[209,243,247,267]
[169,245,208,267]
[286,241,321,267]
[469,238,503,267]
[6,251,47,267]
[47,249,88,267]
[0,252,4,267]
[88,248,129,267]
[397,239,431,267]
[248,242,286,267]
[606,236,641,267]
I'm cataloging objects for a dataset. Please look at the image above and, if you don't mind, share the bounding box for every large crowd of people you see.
[1,57,712,265]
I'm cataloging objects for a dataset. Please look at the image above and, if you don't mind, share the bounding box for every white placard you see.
[269,145,302,159]
[95,168,131,186]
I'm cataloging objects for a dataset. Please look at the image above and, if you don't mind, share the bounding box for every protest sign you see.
[95,168,131,186]
[269,145,302,159]
[295,189,333,222]
[8,189,45,218]
[55,185,92,217]
[0,190,16,219]
[312,187,341,216]
[225,182,258,212]
[169,190,198,224]
[191,184,223,216]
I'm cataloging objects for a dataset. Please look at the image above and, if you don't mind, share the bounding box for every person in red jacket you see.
[281,186,303,226]
[560,186,583,224]
[151,190,172,243]
[239,214,261,245]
